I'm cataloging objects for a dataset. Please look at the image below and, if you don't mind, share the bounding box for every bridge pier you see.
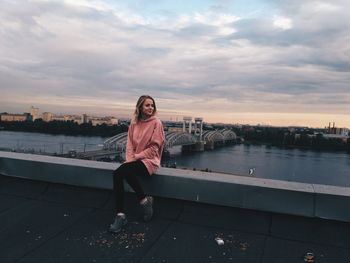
[204,141,215,150]
[162,149,171,158]
[182,142,205,152]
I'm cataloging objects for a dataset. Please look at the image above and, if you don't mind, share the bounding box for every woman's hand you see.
[125,154,137,163]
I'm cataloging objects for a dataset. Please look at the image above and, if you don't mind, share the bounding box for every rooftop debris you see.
[77,222,148,250]
[304,252,315,263]
[215,237,224,245]
[215,233,250,251]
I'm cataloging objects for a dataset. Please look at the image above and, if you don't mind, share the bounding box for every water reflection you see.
[166,144,350,187]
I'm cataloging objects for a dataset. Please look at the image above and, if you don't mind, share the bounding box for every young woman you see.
[109,95,165,233]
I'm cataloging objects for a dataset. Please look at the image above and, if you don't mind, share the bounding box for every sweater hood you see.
[139,116,157,123]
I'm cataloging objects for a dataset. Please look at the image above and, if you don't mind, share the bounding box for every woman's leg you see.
[113,160,149,213]
[113,165,126,214]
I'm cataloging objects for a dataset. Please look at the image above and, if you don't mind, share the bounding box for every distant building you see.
[89,116,118,126]
[64,115,72,121]
[334,128,349,137]
[108,117,119,125]
[323,134,348,142]
[326,122,349,137]
[42,112,53,122]
[81,114,88,124]
[51,115,66,121]
[49,114,83,123]
[30,106,39,121]
[0,113,28,122]
[90,118,106,126]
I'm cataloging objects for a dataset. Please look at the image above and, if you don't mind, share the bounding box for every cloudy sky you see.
[1,0,349,127]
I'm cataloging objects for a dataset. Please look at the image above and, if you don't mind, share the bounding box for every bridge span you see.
[102,129,237,157]
[67,129,237,160]
[70,115,238,160]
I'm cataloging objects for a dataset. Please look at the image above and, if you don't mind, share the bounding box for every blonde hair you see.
[133,95,157,122]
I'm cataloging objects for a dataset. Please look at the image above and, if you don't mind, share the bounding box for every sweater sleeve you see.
[125,124,135,162]
[134,120,165,160]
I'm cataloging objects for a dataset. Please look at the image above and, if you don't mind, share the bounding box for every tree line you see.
[235,126,350,151]
[0,119,128,137]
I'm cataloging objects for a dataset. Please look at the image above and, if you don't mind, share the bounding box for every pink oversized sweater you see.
[125,116,165,175]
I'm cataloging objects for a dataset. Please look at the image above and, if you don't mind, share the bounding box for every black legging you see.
[113,160,150,213]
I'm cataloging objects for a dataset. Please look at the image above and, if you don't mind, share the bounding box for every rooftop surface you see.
[1,174,350,263]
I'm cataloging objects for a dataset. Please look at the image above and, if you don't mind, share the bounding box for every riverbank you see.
[243,140,350,154]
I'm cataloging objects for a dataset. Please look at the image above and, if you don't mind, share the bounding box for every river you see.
[1,131,349,187]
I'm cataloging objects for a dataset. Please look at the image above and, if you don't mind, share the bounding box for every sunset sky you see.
[1,0,349,128]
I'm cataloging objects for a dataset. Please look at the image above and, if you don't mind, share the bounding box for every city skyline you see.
[2,105,349,130]
[1,0,349,128]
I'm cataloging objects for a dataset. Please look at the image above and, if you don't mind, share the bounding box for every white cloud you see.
[306,1,340,13]
[0,0,349,127]
[273,16,292,30]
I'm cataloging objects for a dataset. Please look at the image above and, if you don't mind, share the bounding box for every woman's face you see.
[141,98,155,119]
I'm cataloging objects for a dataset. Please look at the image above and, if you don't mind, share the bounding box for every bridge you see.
[104,117,236,151]
[71,117,237,160]
[102,129,236,153]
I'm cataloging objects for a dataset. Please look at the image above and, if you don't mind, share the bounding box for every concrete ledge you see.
[1,151,350,222]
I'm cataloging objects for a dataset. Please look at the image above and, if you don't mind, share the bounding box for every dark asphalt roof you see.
[1,174,350,263]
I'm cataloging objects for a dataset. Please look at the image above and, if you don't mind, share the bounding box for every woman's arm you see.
[134,121,165,160]
[125,124,136,162]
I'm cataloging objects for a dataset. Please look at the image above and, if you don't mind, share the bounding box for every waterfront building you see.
[88,116,118,126]
[323,134,348,142]
[49,115,80,123]
[81,114,88,124]
[90,119,104,126]
[326,122,349,136]
[64,115,72,121]
[30,106,39,121]
[0,113,28,122]
[51,115,66,121]
[42,112,53,122]
[108,117,118,125]
[90,117,108,126]
[325,122,349,139]
[334,128,349,136]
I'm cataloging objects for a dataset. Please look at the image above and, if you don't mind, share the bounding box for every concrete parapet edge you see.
[1,151,349,222]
